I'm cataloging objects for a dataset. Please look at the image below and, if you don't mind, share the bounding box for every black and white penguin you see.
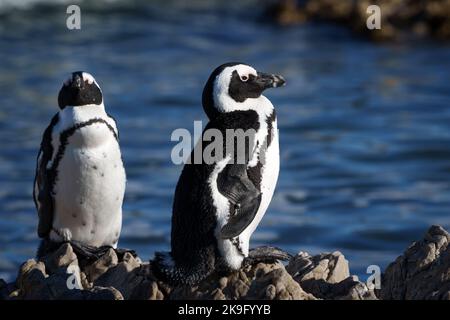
[154,62,289,285]
[33,71,126,259]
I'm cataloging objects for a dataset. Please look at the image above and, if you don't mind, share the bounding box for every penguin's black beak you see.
[256,72,286,90]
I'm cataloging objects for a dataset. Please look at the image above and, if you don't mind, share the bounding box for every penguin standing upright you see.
[154,62,288,285]
[34,71,126,259]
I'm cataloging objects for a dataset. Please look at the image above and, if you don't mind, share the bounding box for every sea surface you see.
[1,0,450,282]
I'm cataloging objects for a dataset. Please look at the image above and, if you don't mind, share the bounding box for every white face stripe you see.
[213,64,258,113]
[213,65,257,105]
[62,72,101,90]
[82,72,95,85]
[212,64,274,117]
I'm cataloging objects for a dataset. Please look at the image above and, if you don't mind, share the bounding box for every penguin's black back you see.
[171,110,260,272]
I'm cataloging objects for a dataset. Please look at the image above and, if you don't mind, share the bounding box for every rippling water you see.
[1,0,450,282]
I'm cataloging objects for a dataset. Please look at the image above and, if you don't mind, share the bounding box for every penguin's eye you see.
[240,75,249,82]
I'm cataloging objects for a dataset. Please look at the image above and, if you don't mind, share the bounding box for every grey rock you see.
[287,251,350,284]
[40,243,78,274]
[11,244,127,300]
[84,248,118,282]
[9,225,450,300]
[380,225,450,300]
[170,261,316,300]
[246,263,316,300]
[287,251,376,300]
[95,252,147,299]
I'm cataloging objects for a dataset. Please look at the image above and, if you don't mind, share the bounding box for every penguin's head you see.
[58,71,103,109]
[202,62,285,119]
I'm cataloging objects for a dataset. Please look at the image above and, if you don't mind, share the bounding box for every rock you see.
[15,259,51,299]
[40,243,78,274]
[8,244,130,300]
[266,0,450,41]
[380,225,450,300]
[170,261,316,300]
[6,225,450,299]
[95,252,149,299]
[246,263,316,300]
[286,251,376,300]
[287,251,350,284]
[264,0,308,26]
[84,248,118,282]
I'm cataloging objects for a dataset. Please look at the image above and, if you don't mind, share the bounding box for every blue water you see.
[1,0,450,283]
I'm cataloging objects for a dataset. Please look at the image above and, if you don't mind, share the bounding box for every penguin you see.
[33,71,126,260]
[154,62,289,285]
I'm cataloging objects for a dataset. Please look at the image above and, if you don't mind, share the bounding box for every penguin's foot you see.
[243,246,292,267]
[37,239,137,266]
[114,247,137,261]
[70,241,137,263]
[70,241,112,263]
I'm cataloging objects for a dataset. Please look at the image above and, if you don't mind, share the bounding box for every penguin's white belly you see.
[213,122,280,270]
[52,123,125,247]
[240,122,280,255]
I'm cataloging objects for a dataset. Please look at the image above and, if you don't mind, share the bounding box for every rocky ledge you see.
[267,0,450,41]
[1,225,449,300]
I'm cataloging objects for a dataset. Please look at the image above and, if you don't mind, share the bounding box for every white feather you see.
[49,103,125,248]
[209,155,245,270]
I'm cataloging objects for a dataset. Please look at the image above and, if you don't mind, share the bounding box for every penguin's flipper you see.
[34,114,59,238]
[217,164,262,239]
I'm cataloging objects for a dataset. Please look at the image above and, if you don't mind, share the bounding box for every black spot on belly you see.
[266,110,276,148]
[82,221,87,226]
[101,172,104,177]
[247,162,263,191]
[231,237,244,256]
[47,118,119,199]
[246,111,276,191]
[92,165,97,170]
[72,214,77,218]
[90,230,95,234]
